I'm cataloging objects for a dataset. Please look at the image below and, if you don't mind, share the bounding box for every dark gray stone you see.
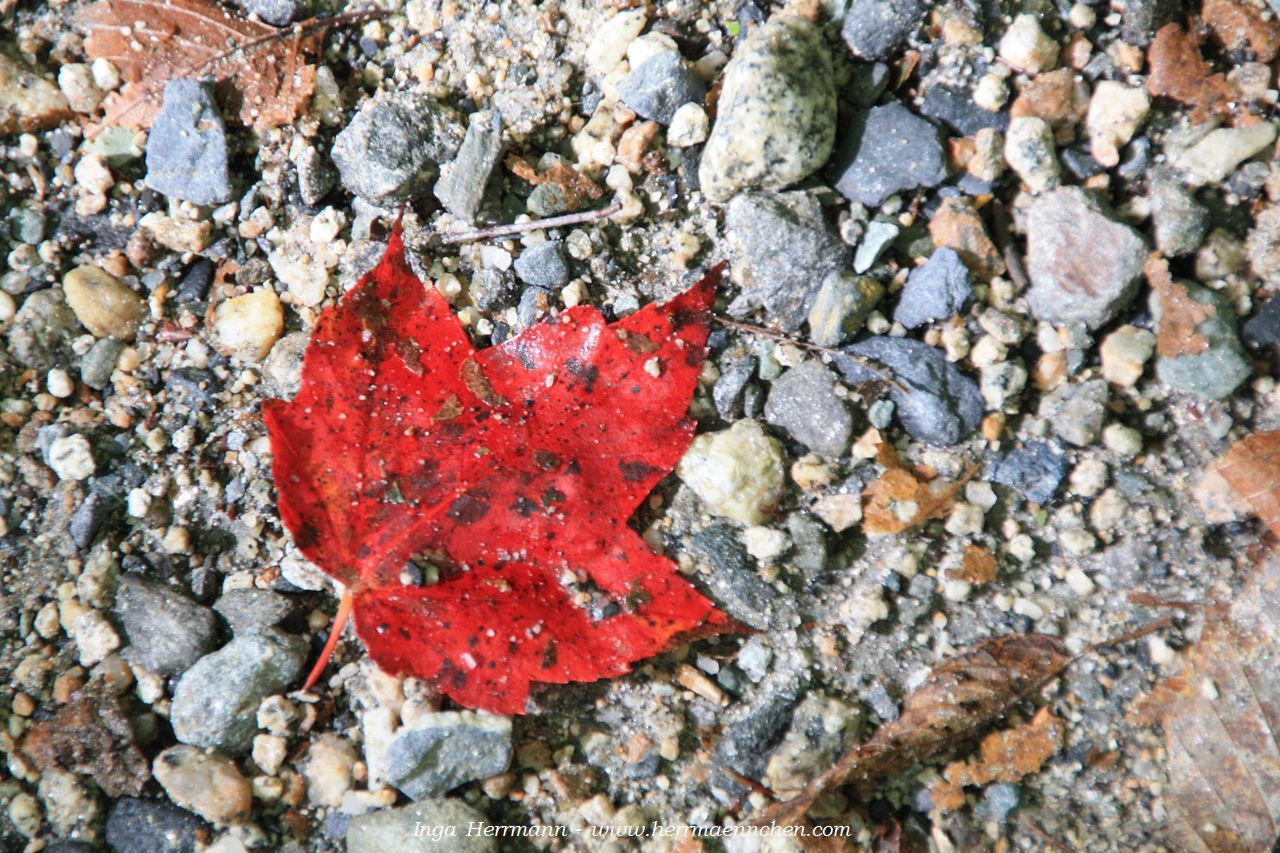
[70,492,113,549]
[894,247,972,329]
[81,337,124,389]
[513,241,569,289]
[469,268,516,311]
[384,711,512,799]
[689,525,775,630]
[1151,281,1251,400]
[105,796,208,853]
[763,360,852,458]
[841,0,928,60]
[987,442,1068,505]
[434,110,503,222]
[527,183,569,217]
[145,80,232,206]
[713,348,757,420]
[10,289,78,371]
[214,589,295,634]
[724,191,851,332]
[227,0,295,25]
[1244,295,1280,348]
[835,337,983,446]
[617,51,707,126]
[830,102,947,207]
[713,671,802,800]
[176,259,214,304]
[169,628,307,754]
[1122,0,1183,45]
[919,73,1008,136]
[332,93,463,207]
[116,574,220,677]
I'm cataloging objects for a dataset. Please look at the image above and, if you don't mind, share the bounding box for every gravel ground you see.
[2,0,1280,850]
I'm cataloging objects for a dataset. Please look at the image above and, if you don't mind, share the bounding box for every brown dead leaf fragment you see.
[19,688,150,797]
[930,707,1066,811]
[751,633,1071,828]
[78,0,327,130]
[1146,23,1235,124]
[1214,430,1280,538]
[1145,255,1214,358]
[862,443,969,534]
[505,154,603,211]
[1142,555,1280,853]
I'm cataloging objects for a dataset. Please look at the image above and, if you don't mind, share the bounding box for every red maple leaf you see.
[263,225,733,713]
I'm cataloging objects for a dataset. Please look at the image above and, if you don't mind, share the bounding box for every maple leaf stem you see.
[302,586,354,692]
[437,201,622,244]
[712,317,907,392]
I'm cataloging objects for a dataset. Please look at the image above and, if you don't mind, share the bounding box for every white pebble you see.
[1102,423,1142,458]
[47,434,95,481]
[46,369,74,398]
[667,103,709,147]
[1065,567,1096,596]
[1012,597,1046,620]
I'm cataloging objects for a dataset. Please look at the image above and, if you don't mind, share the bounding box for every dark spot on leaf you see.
[534,450,560,471]
[447,490,491,524]
[619,460,660,483]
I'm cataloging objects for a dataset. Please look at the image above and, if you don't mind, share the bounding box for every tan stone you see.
[62,265,147,340]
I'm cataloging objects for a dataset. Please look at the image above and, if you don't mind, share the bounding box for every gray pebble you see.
[1150,173,1208,257]
[295,144,337,207]
[617,51,706,126]
[1151,280,1251,399]
[853,219,900,274]
[842,0,927,61]
[213,589,296,634]
[434,109,503,222]
[104,796,208,853]
[713,348,757,420]
[512,241,569,289]
[347,800,495,853]
[835,336,983,446]
[724,191,850,332]
[145,80,232,207]
[226,0,294,25]
[830,101,947,208]
[689,525,776,630]
[116,574,221,677]
[1024,187,1146,329]
[169,628,307,754]
[763,360,852,458]
[332,93,463,207]
[1038,379,1109,447]
[9,289,78,372]
[987,441,1068,505]
[894,247,972,329]
[384,711,512,799]
[1244,295,1280,349]
[526,183,568,217]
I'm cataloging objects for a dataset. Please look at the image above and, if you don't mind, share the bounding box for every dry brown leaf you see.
[78,0,330,131]
[930,706,1066,811]
[19,687,150,797]
[862,443,969,534]
[1146,255,1215,358]
[505,154,603,211]
[1141,555,1280,852]
[751,633,1071,828]
[1214,431,1280,538]
[1146,23,1236,124]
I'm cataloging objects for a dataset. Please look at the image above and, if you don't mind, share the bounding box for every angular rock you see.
[213,589,296,634]
[699,16,836,201]
[213,289,283,362]
[808,270,883,347]
[384,711,512,799]
[145,80,232,206]
[80,338,124,390]
[105,797,208,853]
[830,101,947,207]
[1038,379,1109,447]
[1003,115,1060,193]
[1171,121,1276,187]
[676,419,785,525]
[332,93,463,207]
[894,247,972,329]
[63,265,147,341]
[347,800,495,853]
[9,289,79,371]
[688,525,776,630]
[987,442,1068,504]
[1150,172,1208,256]
[854,219,899,274]
[724,191,850,332]
[1151,276,1251,399]
[617,51,706,126]
[433,109,503,222]
[1244,295,1280,348]
[1024,187,1146,328]
[0,53,72,135]
[763,360,852,458]
[841,0,928,60]
[512,241,569,289]
[834,337,983,447]
[116,574,220,676]
[169,628,307,754]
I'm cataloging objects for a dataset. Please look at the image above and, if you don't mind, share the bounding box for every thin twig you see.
[436,201,623,244]
[712,317,906,392]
